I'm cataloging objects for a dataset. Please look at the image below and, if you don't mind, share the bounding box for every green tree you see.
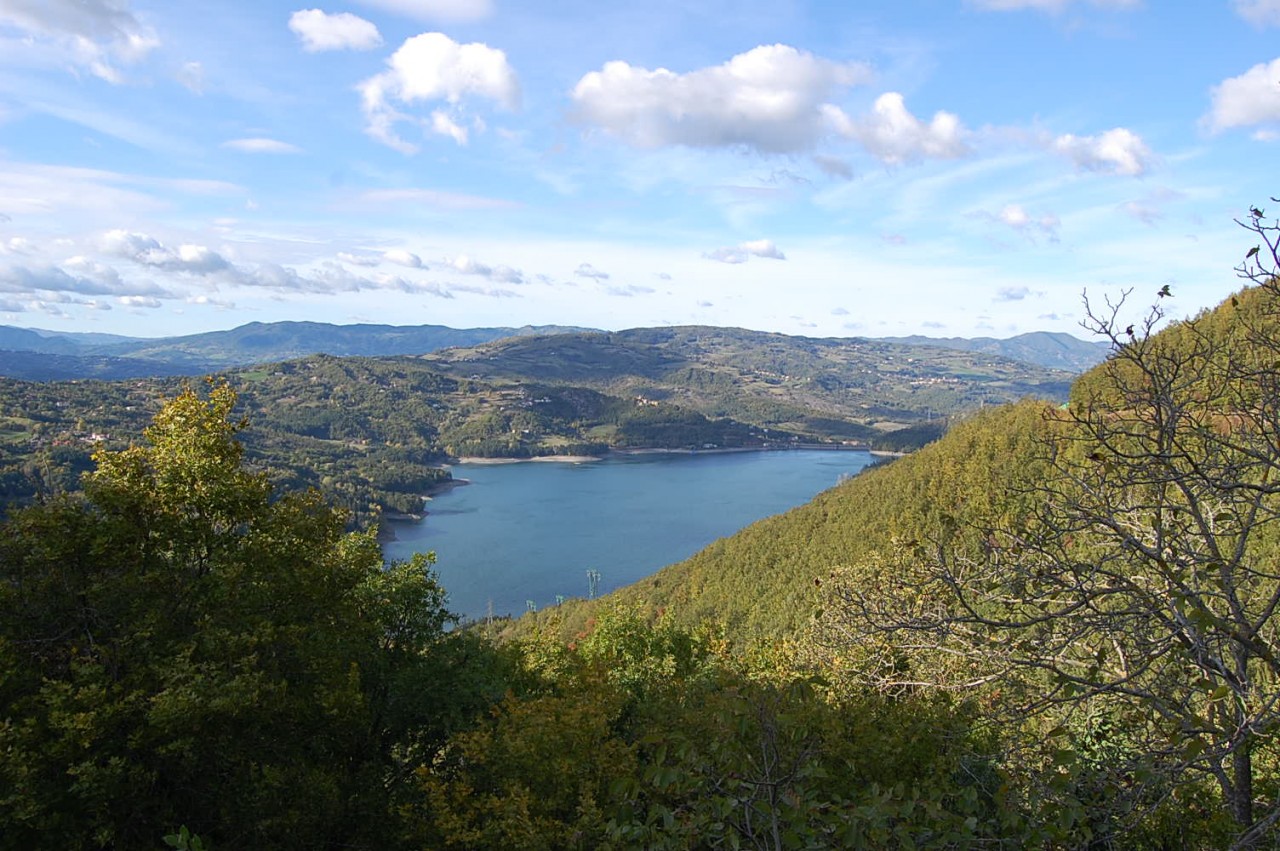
[0,383,472,850]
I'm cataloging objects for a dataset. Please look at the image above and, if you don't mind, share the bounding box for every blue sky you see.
[0,0,1278,339]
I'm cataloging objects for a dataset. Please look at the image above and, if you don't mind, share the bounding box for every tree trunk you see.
[1232,739,1254,837]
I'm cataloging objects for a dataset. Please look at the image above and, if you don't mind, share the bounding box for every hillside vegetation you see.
[503,267,1280,844]
[8,268,1280,846]
[423,325,1072,442]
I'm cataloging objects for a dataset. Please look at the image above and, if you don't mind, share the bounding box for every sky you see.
[0,0,1279,340]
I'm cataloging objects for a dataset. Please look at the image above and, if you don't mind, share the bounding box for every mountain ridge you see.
[0,320,1105,380]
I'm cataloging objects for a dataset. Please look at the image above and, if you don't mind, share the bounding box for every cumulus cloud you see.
[100,230,232,274]
[1206,58,1280,132]
[359,32,519,152]
[245,261,453,298]
[288,9,382,52]
[2,237,34,255]
[1233,0,1280,26]
[356,0,493,23]
[0,260,166,297]
[0,0,159,83]
[1051,128,1151,176]
[4,232,462,308]
[703,239,787,264]
[118,294,162,308]
[446,253,523,283]
[968,0,1139,11]
[829,92,969,165]
[384,249,423,268]
[221,138,303,154]
[186,293,235,309]
[570,44,871,154]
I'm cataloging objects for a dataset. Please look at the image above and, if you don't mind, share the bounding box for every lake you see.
[383,448,877,621]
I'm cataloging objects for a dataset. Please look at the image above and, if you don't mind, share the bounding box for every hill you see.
[422,325,1073,442]
[874,330,1110,371]
[94,321,597,368]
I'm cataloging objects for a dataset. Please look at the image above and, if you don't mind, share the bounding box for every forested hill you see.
[421,325,1074,441]
[509,286,1278,646]
[0,320,1098,383]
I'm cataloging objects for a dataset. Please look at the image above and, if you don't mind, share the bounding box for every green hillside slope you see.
[425,325,1073,442]
[511,399,1054,643]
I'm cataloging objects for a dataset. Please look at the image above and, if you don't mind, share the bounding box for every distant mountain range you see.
[0,322,595,380]
[0,321,1110,381]
[874,331,1111,373]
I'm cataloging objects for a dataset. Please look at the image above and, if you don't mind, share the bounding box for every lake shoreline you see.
[381,443,876,541]
[451,443,872,466]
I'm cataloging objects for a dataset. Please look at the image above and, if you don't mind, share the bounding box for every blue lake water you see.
[383,449,876,621]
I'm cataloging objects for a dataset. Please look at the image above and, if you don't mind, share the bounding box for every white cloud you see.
[1233,0,1280,26]
[359,32,519,152]
[0,259,166,297]
[243,261,454,298]
[1206,58,1280,132]
[186,293,235,309]
[574,262,609,280]
[384,248,423,268]
[703,238,788,264]
[337,251,381,267]
[995,285,1033,301]
[355,0,493,23]
[430,110,468,144]
[968,0,1139,11]
[221,138,303,154]
[570,44,871,154]
[1051,127,1151,175]
[986,203,1060,240]
[447,253,523,283]
[2,236,34,254]
[603,283,655,297]
[0,0,159,83]
[288,9,382,52]
[100,230,231,274]
[118,294,162,308]
[830,92,969,165]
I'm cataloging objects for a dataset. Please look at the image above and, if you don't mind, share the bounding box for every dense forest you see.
[6,213,1280,847]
